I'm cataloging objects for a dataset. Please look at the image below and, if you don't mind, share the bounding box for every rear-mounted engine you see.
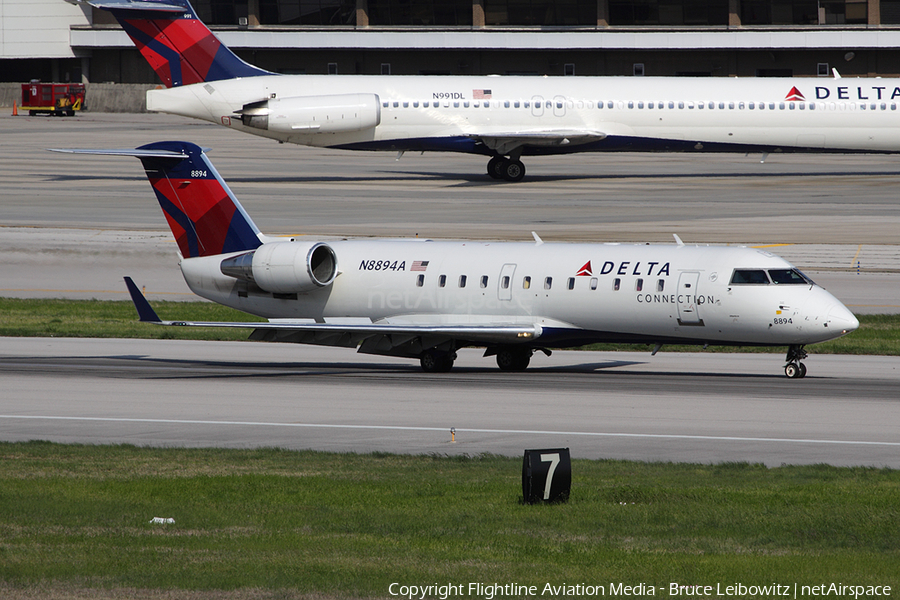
[220,242,337,294]
[237,93,381,134]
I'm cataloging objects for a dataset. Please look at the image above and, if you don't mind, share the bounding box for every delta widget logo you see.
[785,86,806,101]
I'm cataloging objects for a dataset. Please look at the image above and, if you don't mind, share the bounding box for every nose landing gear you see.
[784,345,808,379]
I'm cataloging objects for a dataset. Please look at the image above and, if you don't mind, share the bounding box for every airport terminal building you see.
[5,0,900,86]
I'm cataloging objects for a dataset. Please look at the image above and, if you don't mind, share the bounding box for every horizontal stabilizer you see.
[49,148,190,160]
[65,1,187,12]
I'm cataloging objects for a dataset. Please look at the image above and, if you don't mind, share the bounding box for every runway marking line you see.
[2,415,898,448]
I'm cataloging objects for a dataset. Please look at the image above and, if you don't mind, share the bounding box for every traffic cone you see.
[12,102,17,116]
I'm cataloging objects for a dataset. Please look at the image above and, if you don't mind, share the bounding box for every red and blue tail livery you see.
[71,0,270,87]
[51,142,263,258]
[135,141,262,257]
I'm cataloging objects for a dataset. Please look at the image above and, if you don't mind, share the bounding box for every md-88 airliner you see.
[55,141,858,376]
[68,0,900,181]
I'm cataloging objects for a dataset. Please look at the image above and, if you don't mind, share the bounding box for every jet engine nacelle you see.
[220,241,338,294]
[237,94,381,134]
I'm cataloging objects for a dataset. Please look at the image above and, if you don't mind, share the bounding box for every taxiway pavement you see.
[1,338,898,467]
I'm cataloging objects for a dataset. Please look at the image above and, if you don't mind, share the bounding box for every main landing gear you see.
[420,349,456,373]
[487,155,526,182]
[784,344,808,379]
[495,347,532,371]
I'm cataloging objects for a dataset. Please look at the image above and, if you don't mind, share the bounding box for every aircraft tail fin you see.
[136,141,263,258]
[76,0,271,87]
[51,142,263,258]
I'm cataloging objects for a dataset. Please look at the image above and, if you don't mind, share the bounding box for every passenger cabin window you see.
[501,275,510,289]
[730,269,770,285]
[657,279,665,292]
[769,269,813,285]
[439,274,446,287]
[523,276,531,289]
[544,277,552,290]
[480,275,489,288]
[613,278,621,291]
[458,275,467,288]
[567,277,575,290]
[636,278,643,292]
[416,274,425,287]
[590,277,598,290]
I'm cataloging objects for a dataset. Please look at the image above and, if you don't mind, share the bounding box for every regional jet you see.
[67,0,900,181]
[54,141,858,376]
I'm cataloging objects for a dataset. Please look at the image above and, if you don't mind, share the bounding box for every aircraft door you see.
[499,263,516,301]
[531,96,544,117]
[676,271,702,325]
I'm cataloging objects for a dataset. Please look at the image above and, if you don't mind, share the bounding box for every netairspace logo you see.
[387,582,893,600]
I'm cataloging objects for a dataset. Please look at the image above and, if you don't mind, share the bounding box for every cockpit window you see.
[768,269,814,285]
[730,269,770,284]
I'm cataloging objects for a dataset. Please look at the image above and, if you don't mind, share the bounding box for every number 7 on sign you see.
[540,453,560,500]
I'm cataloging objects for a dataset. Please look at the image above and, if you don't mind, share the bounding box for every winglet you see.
[673,234,685,246]
[124,277,162,323]
[532,231,544,246]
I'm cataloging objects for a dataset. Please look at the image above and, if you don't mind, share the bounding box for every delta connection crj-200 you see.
[54,141,858,377]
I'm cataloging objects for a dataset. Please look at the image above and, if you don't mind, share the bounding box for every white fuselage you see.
[179,240,857,348]
[149,75,900,155]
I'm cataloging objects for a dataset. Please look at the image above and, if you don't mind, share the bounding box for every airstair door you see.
[677,271,702,325]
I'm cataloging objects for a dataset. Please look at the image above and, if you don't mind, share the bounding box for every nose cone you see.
[828,303,859,337]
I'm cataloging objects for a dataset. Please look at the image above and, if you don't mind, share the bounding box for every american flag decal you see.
[473,89,492,99]
[411,260,429,271]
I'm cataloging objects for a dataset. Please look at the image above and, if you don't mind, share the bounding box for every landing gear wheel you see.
[487,156,505,179]
[496,348,531,371]
[784,344,809,379]
[501,159,526,182]
[784,362,807,379]
[420,350,455,373]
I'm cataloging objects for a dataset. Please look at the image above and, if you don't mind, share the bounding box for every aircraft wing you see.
[469,129,607,155]
[125,277,544,357]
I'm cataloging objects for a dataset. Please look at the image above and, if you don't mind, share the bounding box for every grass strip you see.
[0,443,897,597]
[0,297,898,355]
[0,298,263,341]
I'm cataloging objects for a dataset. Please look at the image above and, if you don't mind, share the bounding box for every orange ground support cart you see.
[20,81,86,116]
